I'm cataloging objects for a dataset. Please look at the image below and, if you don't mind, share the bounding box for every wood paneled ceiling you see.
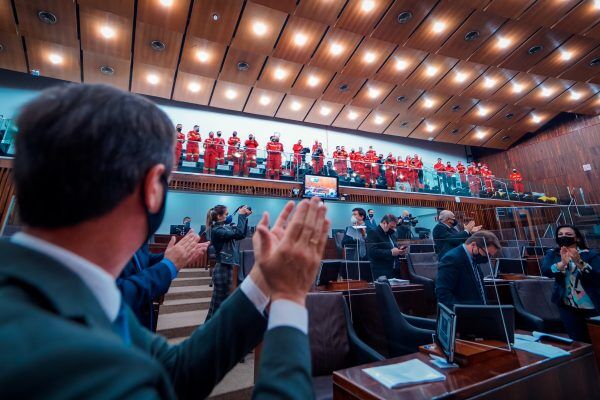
[3,0,600,149]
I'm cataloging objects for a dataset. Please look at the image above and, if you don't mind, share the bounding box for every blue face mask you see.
[224,215,233,225]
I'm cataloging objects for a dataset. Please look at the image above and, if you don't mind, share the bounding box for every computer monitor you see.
[495,258,526,275]
[302,174,339,200]
[315,261,341,286]
[435,302,457,363]
[454,305,515,343]
[339,261,373,282]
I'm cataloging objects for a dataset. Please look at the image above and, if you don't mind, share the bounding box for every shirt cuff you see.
[240,276,269,314]
[268,299,308,335]
[162,258,178,280]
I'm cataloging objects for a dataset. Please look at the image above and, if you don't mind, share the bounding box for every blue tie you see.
[112,300,131,346]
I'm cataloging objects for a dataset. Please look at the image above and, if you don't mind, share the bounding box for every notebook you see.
[514,331,573,344]
[513,339,570,359]
[362,359,446,389]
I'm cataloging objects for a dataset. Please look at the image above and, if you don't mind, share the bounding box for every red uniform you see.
[232,148,243,176]
[456,162,467,184]
[333,150,347,176]
[354,152,365,177]
[510,171,524,193]
[266,141,284,180]
[433,162,445,172]
[292,143,303,165]
[227,136,240,160]
[186,130,201,162]
[174,131,185,168]
[243,138,259,176]
[395,159,408,182]
[406,157,418,189]
[413,157,423,189]
[312,146,324,173]
[215,137,225,164]
[480,166,494,191]
[349,151,357,171]
[203,136,217,173]
[385,157,396,189]
[467,164,480,195]
[364,150,378,184]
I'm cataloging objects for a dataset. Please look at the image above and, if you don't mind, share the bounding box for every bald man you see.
[432,210,481,257]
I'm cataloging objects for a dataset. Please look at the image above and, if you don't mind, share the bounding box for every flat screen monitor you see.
[454,304,515,343]
[316,261,340,286]
[435,302,457,363]
[303,174,339,200]
[339,261,373,282]
[496,258,526,275]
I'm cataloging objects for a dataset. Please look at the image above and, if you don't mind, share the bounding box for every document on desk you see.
[362,359,446,389]
[513,338,570,359]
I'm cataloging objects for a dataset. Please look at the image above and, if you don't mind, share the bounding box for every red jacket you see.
[456,163,466,174]
[266,141,283,154]
[292,143,303,154]
[187,131,201,143]
[227,137,240,147]
[434,162,445,172]
[509,172,522,182]
[245,139,258,149]
[204,137,217,150]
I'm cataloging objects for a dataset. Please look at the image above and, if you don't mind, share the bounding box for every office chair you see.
[510,280,565,333]
[374,282,435,357]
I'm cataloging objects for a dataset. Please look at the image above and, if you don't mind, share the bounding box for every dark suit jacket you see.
[0,240,312,400]
[432,222,469,257]
[365,217,378,231]
[117,244,173,331]
[366,225,397,279]
[435,244,486,308]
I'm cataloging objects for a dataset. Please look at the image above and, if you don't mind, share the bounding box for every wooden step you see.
[171,277,213,287]
[157,309,207,338]
[179,268,211,278]
[161,297,211,313]
[164,285,213,301]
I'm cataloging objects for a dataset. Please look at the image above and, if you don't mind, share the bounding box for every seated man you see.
[435,231,501,308]
[432,210,481,257]
[118,231,205,331]
[0,84,330,399]
[366,214,406,279]
[342,207,368,261]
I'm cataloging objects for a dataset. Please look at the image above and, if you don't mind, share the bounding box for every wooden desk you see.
[151,234,208,268]
[333,340,600,399]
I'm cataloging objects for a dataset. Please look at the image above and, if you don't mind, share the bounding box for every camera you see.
[400,214,418,227]
[236,205,252,212]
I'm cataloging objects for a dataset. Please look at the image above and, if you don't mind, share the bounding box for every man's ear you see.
[142,164,166,214]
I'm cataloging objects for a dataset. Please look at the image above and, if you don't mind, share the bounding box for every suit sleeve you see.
[132,288,267,400]
[252,327,313,400]
[541,250,562,279]
[434,226,469,247]
[435,254,460,308]
[148,251,165,266]
[580,251,600,287]
[117,261,173,311]
[366,230,393,260]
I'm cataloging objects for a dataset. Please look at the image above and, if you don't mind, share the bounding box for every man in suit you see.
[366,214,406,279]
[365,209,378,231]
[435,231,501,308]
[118,231,204,331]
[432,210,481,257]
[0,84,331,399]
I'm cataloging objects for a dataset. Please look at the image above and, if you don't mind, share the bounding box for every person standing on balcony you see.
[215,131,226,165]
[243,134,259,176]
[226,131,240,161]
[510,168,524,193]
[186,125,201,162]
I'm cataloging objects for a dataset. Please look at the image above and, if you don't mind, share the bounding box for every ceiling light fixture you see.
[253,22,267,36]
[188,82,201,93]
[570,90,582,100]
[478,107,489,116]
[99,65,114,75]
[259,95,271,105]
[425,123,435,132]
[274,68,287,80]
[395,59,408,70]
[595,0,600,9]
[455,71,467,83]
[225,89,237,99]
[541,87,553,97]
[475,129,486,139]
[512,83,524,93]
[425,65,438,77]
[320,106,332,116]
[363,52,376,63]
[196,50,210,63]
[147,74,159,85]
[307,75,319,87]
[294,33,308,46]
[211,13,220,21]
[374,115,385,124]
[531,114,542,123]
[560,50,572,61]
[361,0,375,12]
[100,25,115,39]
[159,0,174,6]
[432,21,446,33]
[497,36,511,49]
[291,101,302,111]
[330,43,343,55]
[48,53,63,65]
[348,111,358,120]
[423,98,434,108]
[368,87,380,98]
[483,77,497,88]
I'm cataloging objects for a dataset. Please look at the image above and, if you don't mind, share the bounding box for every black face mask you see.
[472,249,489,265]
[143,176,168,242]
[450,219,458,227]
[387,228,396,235]
[176,127,182,132]
[557,236,577,248]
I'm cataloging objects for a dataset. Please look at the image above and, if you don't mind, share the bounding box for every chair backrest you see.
[500,247,521,258]
[238,237,253,251]
[332,228,345,238]
[306,292,351,376]
[406,252,439,280]
[334,231,345,256]
[512,280,561,321]
[536,237,556,248]
[240,250,254,278]
[408,244,435,253]
[506,240,531,249]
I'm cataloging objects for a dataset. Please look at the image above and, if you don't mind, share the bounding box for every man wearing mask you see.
[266,135,284,180]
[365,209,377,231]
[227,131,240,161]
[349,148,357,172]
[320,160,337,177]
[186,125,201,162]
[243,134,258,176]
[366,214,406,279]
[292,139,303,167]
[215,131,226,165]
[456,161,467,187]
[467,161,481,196]
[510,168,524,193]
[385,153,396,190]
[432,210,481,257]
[413,154,424,189]
[311,143,324,174]
[203,132,218,174]
[436,231,501,308]
[174,124,184,168]
[333,146,346,177]
[342,208,368,261]
[434,158,446,192]
[445,161,456,193]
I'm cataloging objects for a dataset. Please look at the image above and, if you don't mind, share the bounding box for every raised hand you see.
[164,229,206,270]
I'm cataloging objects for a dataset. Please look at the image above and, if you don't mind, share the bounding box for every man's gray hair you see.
[438,210,455,222]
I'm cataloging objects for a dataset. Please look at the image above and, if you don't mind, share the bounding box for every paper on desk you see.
[363,359,446,389]
[388,278,410,286]
[513,339,570,359]
[514,332,573,344]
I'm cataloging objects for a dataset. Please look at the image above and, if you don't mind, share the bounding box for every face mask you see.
[224,215,233,225]
[194,128,199,132]
[217,133,222,137]
[369,214,374,219]
[350,216,358,224]
[249,136,254,140]
[209,134,214,138]
[143,176,168,242]
[472,249,489,265]
[387,228,396,235]
[233,133,237,137]
[557,236,576,247]
[449,219,458,227]
[176,127,182,132]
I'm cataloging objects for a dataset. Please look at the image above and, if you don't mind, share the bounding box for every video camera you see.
[399,214,418,227]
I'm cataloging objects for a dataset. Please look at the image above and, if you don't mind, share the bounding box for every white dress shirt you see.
[11,232,308,333]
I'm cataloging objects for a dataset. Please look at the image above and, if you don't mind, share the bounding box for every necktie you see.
[112,300,132,346]
[471,262,487,305]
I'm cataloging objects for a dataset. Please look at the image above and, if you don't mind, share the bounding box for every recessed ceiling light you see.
[196,50,210,63]
[451,105,461,112]
[464,30,480,41]
[528,45,543,55]
[478,106,489,116]
[397,11,413,24]
[423,98,434,108]
[363,52,376,63]
[396,95,406,102]
[455,71,467,83]
[531,114,542,123]
[505,112,514,120]
[37,11,57,24]
[475,129,486,139]
[338,83,349,92]
[291,101,302,111]
[560,50,572,61]
[253,22,267,36]
[211,13,220,21]
[374,115,385,124]
[225,89,237,99]
[150,40,166,52]
[188,82,201,93]
[294,33,308,46]
[274,68,287,80]
[48,53,63,65]
[483,77,497,88]
[367,87,380,98]
[259,95,271,105]
[307,75,319,87]
[497,37,511,49]
[570,90,582,100]
[432,21,446,33]
[395,59,408,70]
[99,65,114,75]
[512,83,524,93]
[159,0,174,6]
[237,61,250,71]
[320,106,332,116]
[100,25,115,39]
[147,74,159,85]
[425,65,438,76]
[425,123,435,133]
[330,43,343,55]
[348,111,358,120]
[361,0,375,12]
[541,87,553,97]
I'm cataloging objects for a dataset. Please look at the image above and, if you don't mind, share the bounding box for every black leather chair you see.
[307,292,384,400]
[408,243,435,253]
[239,250,254,282]
[510,280,565,333]
[406,252,438,301]
[333,231,345,258]
[374,281,435,357]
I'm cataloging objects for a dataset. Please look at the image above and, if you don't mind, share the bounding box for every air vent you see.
[501,135,511,142]
[590,57,600,67]
[100,65,114,75]
[464,31,480,41]
[38,11,57,24]
[528,45,543,55]
[339,83,349,92]
[397,11,413,24]
[451,105,461,112]
[450,128,459,135]
[237,61,250,71]
[400,121,409,127]
[505,113,514,120]
[150,40,166,52]
[211,13,220,21]
[396,95,406,102]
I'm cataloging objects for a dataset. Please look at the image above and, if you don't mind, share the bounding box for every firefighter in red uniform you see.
[395,156,408,188]
[174,124,184,168]
[445,161,457,192]
[385,153,396,189]
[364,146,377,185]
[354,149,365,179]
[434,158,446,193]
[349,148,357,172]
[413,154,424,189]
[339,146,348,177]
[266,135,284,180]
[467,161,480,196]
[243,134,259,176]
[227,131,240,161]
[480,163,494,192]
[333,146,346,177]
[185,125,201,162]
[510,168,524,193]
[456,161,467,187]
[203,132,217,174]
[215,131,226,165]
[311,142,325,173]
[292,140,303,166]
[231,143,243,176]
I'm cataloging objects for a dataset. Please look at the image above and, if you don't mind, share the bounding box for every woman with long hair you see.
[541,224,600,341]
[205,204,251,320]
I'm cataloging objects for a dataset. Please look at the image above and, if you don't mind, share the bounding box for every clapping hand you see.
[558,247,570,271]
[165,230,210,270]
[251,197,330,306]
